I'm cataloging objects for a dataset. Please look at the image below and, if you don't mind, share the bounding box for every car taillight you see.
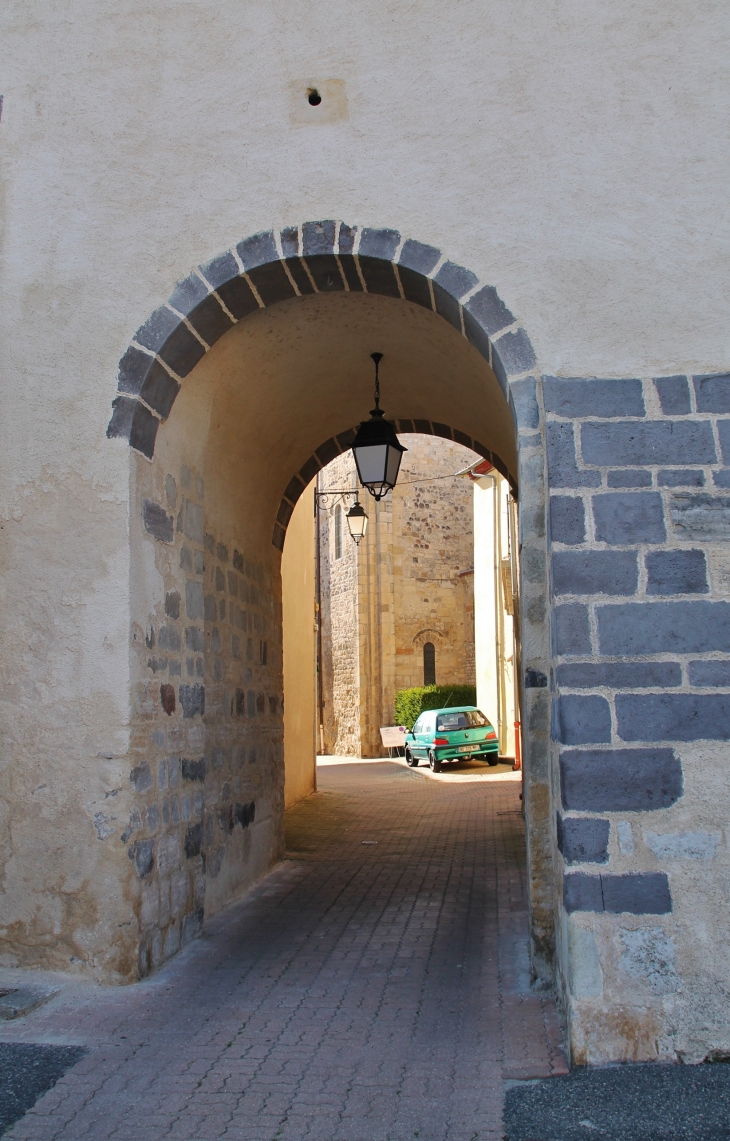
[433,737,449,745]
[485,730,497,738]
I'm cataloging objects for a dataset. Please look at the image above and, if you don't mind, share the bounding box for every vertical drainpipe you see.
[315,471,324,756]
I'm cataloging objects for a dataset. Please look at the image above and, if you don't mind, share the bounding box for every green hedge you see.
[394,684,478,730]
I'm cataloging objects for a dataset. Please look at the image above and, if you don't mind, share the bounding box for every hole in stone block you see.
[307,88,322,106]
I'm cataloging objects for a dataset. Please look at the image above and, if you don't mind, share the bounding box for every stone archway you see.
[106,222,553,986]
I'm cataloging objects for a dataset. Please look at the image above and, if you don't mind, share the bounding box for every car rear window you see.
[436,710,489,731]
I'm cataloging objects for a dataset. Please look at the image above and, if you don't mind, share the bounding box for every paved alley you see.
[1,761,566,1141]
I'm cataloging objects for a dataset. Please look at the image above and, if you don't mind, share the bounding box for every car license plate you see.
[458,744,481,752]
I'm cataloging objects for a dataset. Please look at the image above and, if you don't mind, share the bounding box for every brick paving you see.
[1,760,567,1141]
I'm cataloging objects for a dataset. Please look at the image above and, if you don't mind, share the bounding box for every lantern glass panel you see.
[386,443,403,488]
[354,443,388,486]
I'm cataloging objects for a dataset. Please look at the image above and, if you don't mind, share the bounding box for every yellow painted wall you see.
[282,483,317,808]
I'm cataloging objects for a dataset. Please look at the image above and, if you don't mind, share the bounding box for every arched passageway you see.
[107,222,551,986]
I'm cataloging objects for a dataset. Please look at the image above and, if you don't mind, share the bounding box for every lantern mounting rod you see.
[371,352,383,411]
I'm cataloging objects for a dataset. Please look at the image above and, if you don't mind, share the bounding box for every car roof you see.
[429,706,479,715]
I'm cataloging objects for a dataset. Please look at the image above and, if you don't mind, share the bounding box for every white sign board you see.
[380,725,408,748]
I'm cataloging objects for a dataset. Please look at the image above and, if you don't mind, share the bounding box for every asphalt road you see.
[504,1062,730,1141]
[0,1043,86,1137]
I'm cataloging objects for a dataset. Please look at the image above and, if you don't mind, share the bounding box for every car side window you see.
[413,716,424,734]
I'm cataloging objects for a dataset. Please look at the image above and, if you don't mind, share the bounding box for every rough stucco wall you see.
[282,483,316,807]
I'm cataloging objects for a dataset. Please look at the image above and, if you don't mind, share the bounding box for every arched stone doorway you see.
[107,222,552,984]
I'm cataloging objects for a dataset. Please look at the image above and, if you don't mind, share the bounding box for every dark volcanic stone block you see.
[236,230,278,270]
[302,220,337,256]
[432,281,462,330]
[713,470,730,488]
[199,250,240,290]
[563,873,603,913]
[565,872,671,913]
[358,227,400,260]
[694,373,730,413]
[398,238,441,275]
[654,375,691,415]
[143,500,174,543]
[338,222,357,254]
[398,265,433,309]
[616,692,730,741]
[107,397,160,459]
[557,815,610,864]
[561,748,683,811]
[607,469,652,488]
[602,873,672,914]
[553,604,592,655]
[670,492,730,541]
[597,600,730,655]
[186,294,234,347]
[128,839,154,878]
[544,377,645,419]
[493,328,536,376]
[554,695,611,745]
[688,659,730,686]
[179,683,205,719]
[433,260,478,299]
[592,492,666,545]
[464,285,515,336]
[646,549,708,595]
[550,497,586,544]
[657,469,704,487]
[581,421,717,467]
[546,423,601,488]
[214,274,261,319]
[302,254,345,292]
[552,550,638,596]
[556,661,681,689]
[168,273,208,317]
[358,256,401,298]
[157,322,207,378]
[510,377,540,432]
[246,261,297,306]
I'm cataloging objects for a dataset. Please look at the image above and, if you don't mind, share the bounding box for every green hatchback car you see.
[404,706,499,771]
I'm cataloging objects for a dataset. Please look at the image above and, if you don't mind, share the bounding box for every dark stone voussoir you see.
[168,273,209,318]
[186,294,234,347]
[398,239,441,276]
[510,377,540,432]
[157,321,207,378]
[236,230,278,271]
[107,398,160,459]
[433,261,478,299]
[117,350,180,420]
[302,220,337,256]
[338,223,357,255]
[358,227,401,261]
[553,695,611,745]
[560,747,683,812]
[199,250,240,291]
[358,256,401,298]
[245,261,297,307]
[543,377,645,419]
[492,328,536,377]
[616,692,730,742]
[303,254,345,293]
[464,284,515,337]
[134,305,182,355]
[431,281,462,331]
[581,420,717,467]
[398,265,434,310]
[557,815,610,865]
[597,600,730,656]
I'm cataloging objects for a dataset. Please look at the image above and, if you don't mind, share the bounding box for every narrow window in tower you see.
[423,642,436,686]
[334,503,343,560]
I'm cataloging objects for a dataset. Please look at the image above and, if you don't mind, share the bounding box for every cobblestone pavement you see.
[1,760,567,1141]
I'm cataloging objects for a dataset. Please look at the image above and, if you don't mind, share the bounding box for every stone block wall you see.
[126,457,284,977]
[547,373,730,1062]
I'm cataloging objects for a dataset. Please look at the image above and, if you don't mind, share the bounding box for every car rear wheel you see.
[405,748,418,768]
[488,756,499,767]
[429,751,441,773]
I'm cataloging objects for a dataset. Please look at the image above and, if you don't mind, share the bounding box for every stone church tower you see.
[317,436,479,756]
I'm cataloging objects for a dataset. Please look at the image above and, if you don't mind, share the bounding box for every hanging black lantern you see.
[351,353,406,501]
[346,497,368,544]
